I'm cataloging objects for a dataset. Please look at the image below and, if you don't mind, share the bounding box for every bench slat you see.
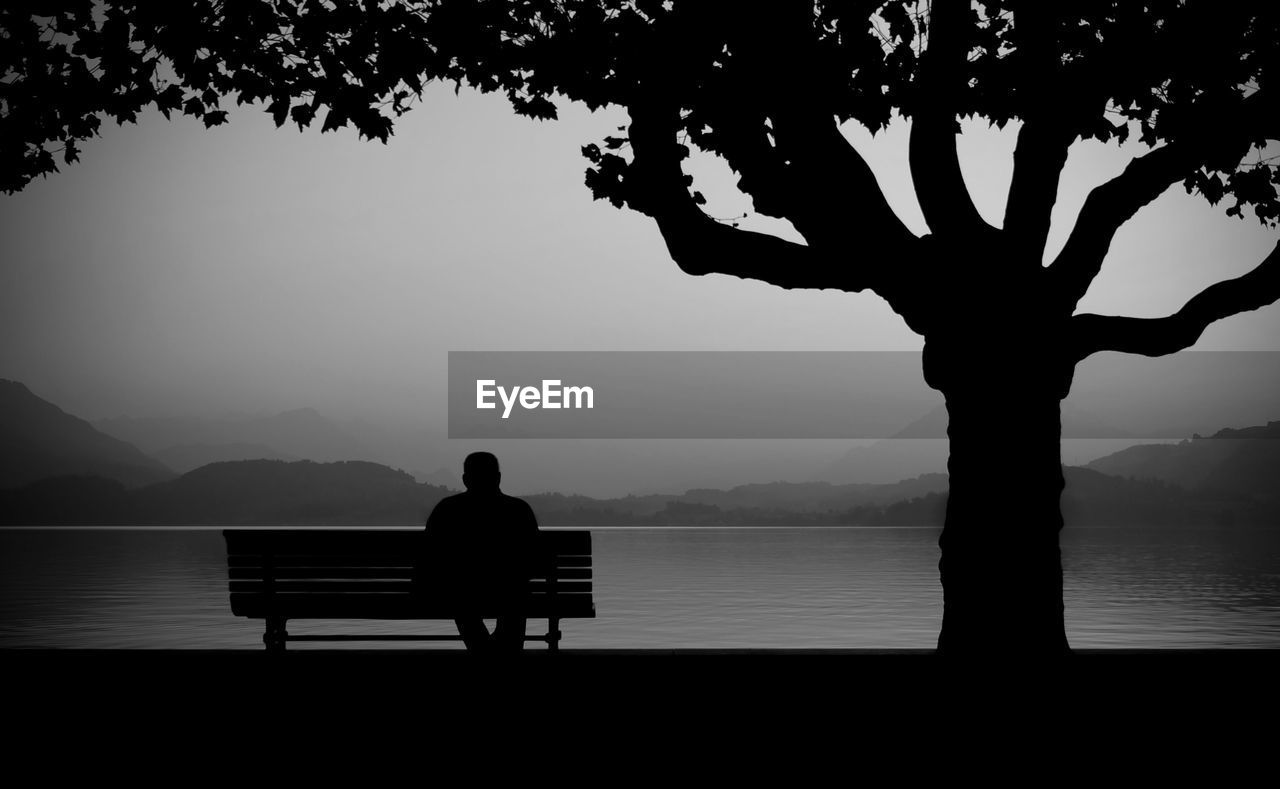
[229,592,595,619]
[227,567,591,582]
[228,555,588,568]
[230,567,413,579]
[228,579,592,593]
[227,555,586,566]
[225,529,591,554]
[229,555,413,568]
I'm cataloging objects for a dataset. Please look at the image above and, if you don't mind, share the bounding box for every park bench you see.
[224,529,594,651]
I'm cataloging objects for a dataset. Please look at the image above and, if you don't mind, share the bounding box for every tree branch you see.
[910,0,990,237]
[1002,4,1076,263]
[1070,241,1280,359]
[1049,93,1275,311]
[699,7,918,263]
[1048,141,1207,310]
[766,90,918,257]
[623,98,876,294]
[1005,121,1074,261]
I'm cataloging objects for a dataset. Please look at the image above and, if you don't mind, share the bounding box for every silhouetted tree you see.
[4,1,1279,652]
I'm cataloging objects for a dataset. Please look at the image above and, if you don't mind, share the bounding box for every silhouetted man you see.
[419,452,539,653]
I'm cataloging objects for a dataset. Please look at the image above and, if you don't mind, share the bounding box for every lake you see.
[2,526,1279,649]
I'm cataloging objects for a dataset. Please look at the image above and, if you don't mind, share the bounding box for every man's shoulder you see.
[496,492,532,508]
[429,492,468,511]
[498,493,538,519]
[430,491,530,511]
[425,492,469,522]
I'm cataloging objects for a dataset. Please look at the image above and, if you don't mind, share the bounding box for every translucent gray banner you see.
[447,351,1280,439]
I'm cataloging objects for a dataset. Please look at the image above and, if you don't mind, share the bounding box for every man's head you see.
[462,451,501,493]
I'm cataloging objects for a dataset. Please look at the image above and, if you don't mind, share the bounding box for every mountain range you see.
[1085,421,1280,497]
[95,408,373,465]
[0,380,173,489]
[2,379,1275,528]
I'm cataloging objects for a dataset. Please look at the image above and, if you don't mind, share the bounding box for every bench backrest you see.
[224,529,594,620]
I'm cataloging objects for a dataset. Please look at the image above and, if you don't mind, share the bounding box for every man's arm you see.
[418,498,455,585]
[518,499,541,580]
[424,496,456,537]
[521,499,540,532]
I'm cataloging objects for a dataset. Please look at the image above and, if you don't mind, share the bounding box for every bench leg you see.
[547,617,561,653]
[264,617,288,652]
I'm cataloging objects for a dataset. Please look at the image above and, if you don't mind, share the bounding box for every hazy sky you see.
[2,82,1278,491]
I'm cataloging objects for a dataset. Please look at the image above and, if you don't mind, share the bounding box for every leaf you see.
[290,104,317,130]
[1200,173,1225,205]
[321,108,348,133]
[155,84,184,120]
[881,1,914,43]
[203,110,228,128]
[36,148,57,174]
[357,112,393,143]
[268,98,290,128]
[510,93,558,121]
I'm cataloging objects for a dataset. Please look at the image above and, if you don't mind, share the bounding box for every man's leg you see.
[454,617,491,652]
[491,587,529,653]
[492,614,527,653]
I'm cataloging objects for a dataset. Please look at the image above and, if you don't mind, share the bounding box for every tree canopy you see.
[7,0,1280,653]
[3,1,1279,359]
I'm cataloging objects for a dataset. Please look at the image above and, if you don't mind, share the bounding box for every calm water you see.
[2,527,1279,649]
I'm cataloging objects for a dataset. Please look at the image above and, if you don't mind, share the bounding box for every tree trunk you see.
[935,381,1071,654]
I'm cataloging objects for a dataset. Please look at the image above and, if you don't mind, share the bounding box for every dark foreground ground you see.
[4,648,1276,774]
[5,648,1276,710]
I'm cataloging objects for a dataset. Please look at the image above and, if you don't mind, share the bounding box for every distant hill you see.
[415,466,462,490]
[95,407,371,463]
[134,460,453,525]
[151,442,296,474]
[818,403,1136,485]
[0,380,173,490]
[0,476,137,524]
[518,474,948,523]
[1086,421,1280,497]
[1061,467,1196,528]
[525,467,1244,528]
[818,440,948,484]
[0,459,451,526]
[4,418,1276,527]
[675,475,950,511]
[2,459,952,527]
[523,485,951,527]
[887,402,1134,439]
